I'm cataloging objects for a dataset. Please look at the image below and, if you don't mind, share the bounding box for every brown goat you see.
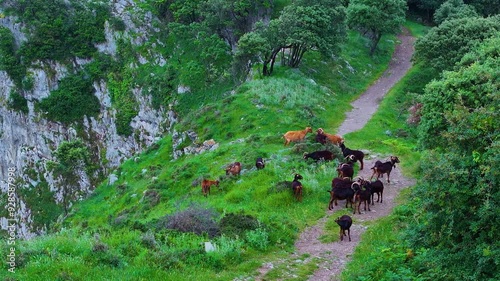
[316,128,344,145]
[201,179,219,197]
[283,127,312,146]
[225,162,242,176]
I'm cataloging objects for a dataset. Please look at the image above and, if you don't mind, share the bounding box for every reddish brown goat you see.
[201,179,219,197]
[225,162,242,176]
[316,128,344,145]
[283,127,312,146]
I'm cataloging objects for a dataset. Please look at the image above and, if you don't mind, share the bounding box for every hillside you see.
[0,11,407,281]
[2,1,498,280]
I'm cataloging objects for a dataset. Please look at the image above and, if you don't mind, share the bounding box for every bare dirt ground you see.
[255,29,416,281]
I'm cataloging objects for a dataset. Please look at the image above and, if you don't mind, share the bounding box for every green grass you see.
[5,21,429,280]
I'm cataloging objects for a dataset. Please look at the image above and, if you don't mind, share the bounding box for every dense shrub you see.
[219,212,259,237]
[0,27,25,87]
[5,0,110,62]
[8,91,29,114]
[37,73,100,124]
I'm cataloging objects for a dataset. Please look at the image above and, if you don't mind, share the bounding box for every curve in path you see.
[255,29,416,281]
[337,28,415,136]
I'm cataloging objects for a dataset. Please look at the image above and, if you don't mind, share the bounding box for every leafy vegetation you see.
[3,0,110,62]
[347,0,407,55]
[341,19,499,281]
[7,91,29,114]
[0,26,25,87]
[37,73,100,124]
[413,15,500,72]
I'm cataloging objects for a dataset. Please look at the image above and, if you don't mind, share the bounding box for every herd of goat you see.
[201,126,401,242]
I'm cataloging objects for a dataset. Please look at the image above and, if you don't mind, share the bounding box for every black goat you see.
[291,173,303,202]
[328,177,354,210]
[352,180,371,214]
[304,150,334,162]
[370,156,400,183]
[256,157,265,170]
[335,215,353,241]
[339,142,365,170]
[315,132,328,145]
[336,155,356,179]
[367,179,384,204]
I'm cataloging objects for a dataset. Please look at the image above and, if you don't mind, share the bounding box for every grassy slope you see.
[3,29,410,280]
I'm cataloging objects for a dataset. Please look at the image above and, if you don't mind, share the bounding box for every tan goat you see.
[283,127,312,146]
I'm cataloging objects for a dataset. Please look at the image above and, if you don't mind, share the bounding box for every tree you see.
[418,34,500,151]
[237,0,347,76]
[409,36,500,280]
[434,0,479,24]
[200,0,273,51]
[49,140,91,214]
[347,0,407,55]
[167,22,232,90]
[413,15,500,73]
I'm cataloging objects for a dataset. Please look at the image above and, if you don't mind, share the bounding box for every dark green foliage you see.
[17,182,63,231]
[413,15,500,72]
[347,0,407,55]
[0,27,26,87]
[418,35,500,150]
[166,22,232,91]
[434,0,479,24]
[199,0,273,49]
[242,0,347,75]
[135,64,176,109]
[7,91,29,114]
[49,139,92,214]
[408,36,500,280]
[219,213,259,237]
[84,53,120,81]
[37,73,100,124]
[5,0,110,62]
[159,206,220,238]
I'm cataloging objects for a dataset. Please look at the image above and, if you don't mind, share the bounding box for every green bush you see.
[245,227,270,251]
[219,213,259,237]
[8,0,110,62]
[8,91,29,114]
[37,73,100,124]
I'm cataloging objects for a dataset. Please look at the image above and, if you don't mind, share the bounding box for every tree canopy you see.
[409,36,500,280]
[433,0,479,24]
[347,0,407,55]
[236,0,347,76]
[413,15,500,72]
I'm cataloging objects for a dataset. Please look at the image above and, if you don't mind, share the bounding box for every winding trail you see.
[255,29,416,281]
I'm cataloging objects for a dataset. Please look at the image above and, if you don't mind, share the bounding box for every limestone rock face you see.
[0,2,177,238]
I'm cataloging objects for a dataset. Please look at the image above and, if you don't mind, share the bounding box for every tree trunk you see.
[370,31,382,56]
[263,47,281,76]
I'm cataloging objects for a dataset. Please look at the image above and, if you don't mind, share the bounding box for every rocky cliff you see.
[0,0,177,238]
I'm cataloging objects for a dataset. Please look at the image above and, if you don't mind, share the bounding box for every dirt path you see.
[255,29,416,281]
